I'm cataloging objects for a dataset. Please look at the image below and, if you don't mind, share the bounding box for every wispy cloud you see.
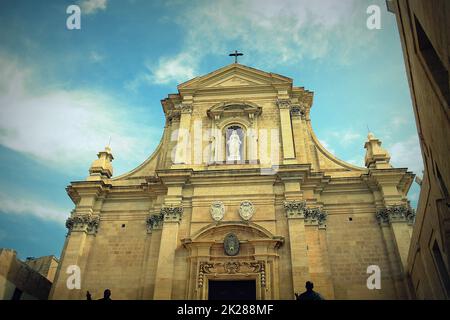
[319,139,336,155]
[79,0,108,15]
[89,51,104,63]
[388,134,424,174]
[139,0,375,85]
[0,53,161,175]
[148,53,197,85]
[346,156,364,167]
[0,192,68,223]
[330,129,362,145]
[128,52,197,89]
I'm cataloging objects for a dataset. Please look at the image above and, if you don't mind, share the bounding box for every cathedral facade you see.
[50,64,415,300]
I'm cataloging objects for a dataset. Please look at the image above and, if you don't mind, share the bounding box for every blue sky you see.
[0,0,423,259]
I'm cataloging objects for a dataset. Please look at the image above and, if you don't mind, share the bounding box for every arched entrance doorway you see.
[181,222,284,300]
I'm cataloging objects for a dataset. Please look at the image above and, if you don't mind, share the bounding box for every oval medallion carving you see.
[210,201,225,221]
[239,200,255,221]
[224,233,240,256]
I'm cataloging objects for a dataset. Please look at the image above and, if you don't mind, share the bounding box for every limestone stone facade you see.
[388,0,450,299]
[0,248,57,300]
[50,63,415,300]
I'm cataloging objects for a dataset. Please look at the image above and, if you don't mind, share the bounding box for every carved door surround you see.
[181,222,284,300]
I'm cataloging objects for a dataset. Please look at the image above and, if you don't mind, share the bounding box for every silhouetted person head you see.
[296,281,324,300]
[103,289,111,299]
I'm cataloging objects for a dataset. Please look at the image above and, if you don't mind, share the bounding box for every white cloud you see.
[319,139,336,155]
[346,156,364,167]
[89,51,104,63]
[147,52,197,85]
[408,189,419,202]
[127,52,198,89]
[388,134,424,174]
[0,54,161,175]
[79,0,108,15]
[0,192,68,223]
[330,129,362,145]
[140,0,375,85]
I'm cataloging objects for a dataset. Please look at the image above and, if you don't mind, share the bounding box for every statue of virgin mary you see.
[227,130,242,161]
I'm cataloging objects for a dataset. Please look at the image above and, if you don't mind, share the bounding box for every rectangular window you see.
[431,240,450,298]
[414,16,450,106]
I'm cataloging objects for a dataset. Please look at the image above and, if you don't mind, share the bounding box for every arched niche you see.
[223,123,246,162]
[207,101,261,164]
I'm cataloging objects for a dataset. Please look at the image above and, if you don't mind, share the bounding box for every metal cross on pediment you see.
[229,50,243,63]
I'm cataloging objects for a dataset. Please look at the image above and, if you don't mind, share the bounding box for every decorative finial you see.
[87,145,114,181]
[106,136,112,153]
[364,133,391,169]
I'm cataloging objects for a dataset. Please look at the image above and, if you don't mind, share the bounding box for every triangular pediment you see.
[209,75,261,87]
[178,63,292,91]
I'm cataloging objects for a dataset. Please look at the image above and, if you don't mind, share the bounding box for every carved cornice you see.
[65,214,100,235]
[376,205,416,225]
[207,101,262,122]
[66,181,111,205]
[161,205,184,222]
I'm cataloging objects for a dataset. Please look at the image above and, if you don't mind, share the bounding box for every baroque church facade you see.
[50,63,416,300]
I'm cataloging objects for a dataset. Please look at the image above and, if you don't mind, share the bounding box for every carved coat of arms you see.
[210,201,225,221]
[239,200,254,221]
[224,233,240,256]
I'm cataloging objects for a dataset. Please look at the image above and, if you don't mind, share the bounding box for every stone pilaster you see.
[153,205,183,299]
[174,104,192,164]
[290,104,308,164]
[50,212,99,299]
[209,115,219,163]
[284,200,310,295]
[140,211,164,299]
[247,113,258,163]
[277,99,296,163]
[376,205,415,299]
[376,205,416,269]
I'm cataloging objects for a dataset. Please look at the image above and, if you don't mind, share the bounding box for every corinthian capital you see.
[283,200,306,218]
[65,214,100,234]
[176,103,192,114]
[304,207,327,226]
[290,104,306,119]
[161,205,184,222]
[146,212,164,232]
[376,205,416,225]
[276,99,291,110]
